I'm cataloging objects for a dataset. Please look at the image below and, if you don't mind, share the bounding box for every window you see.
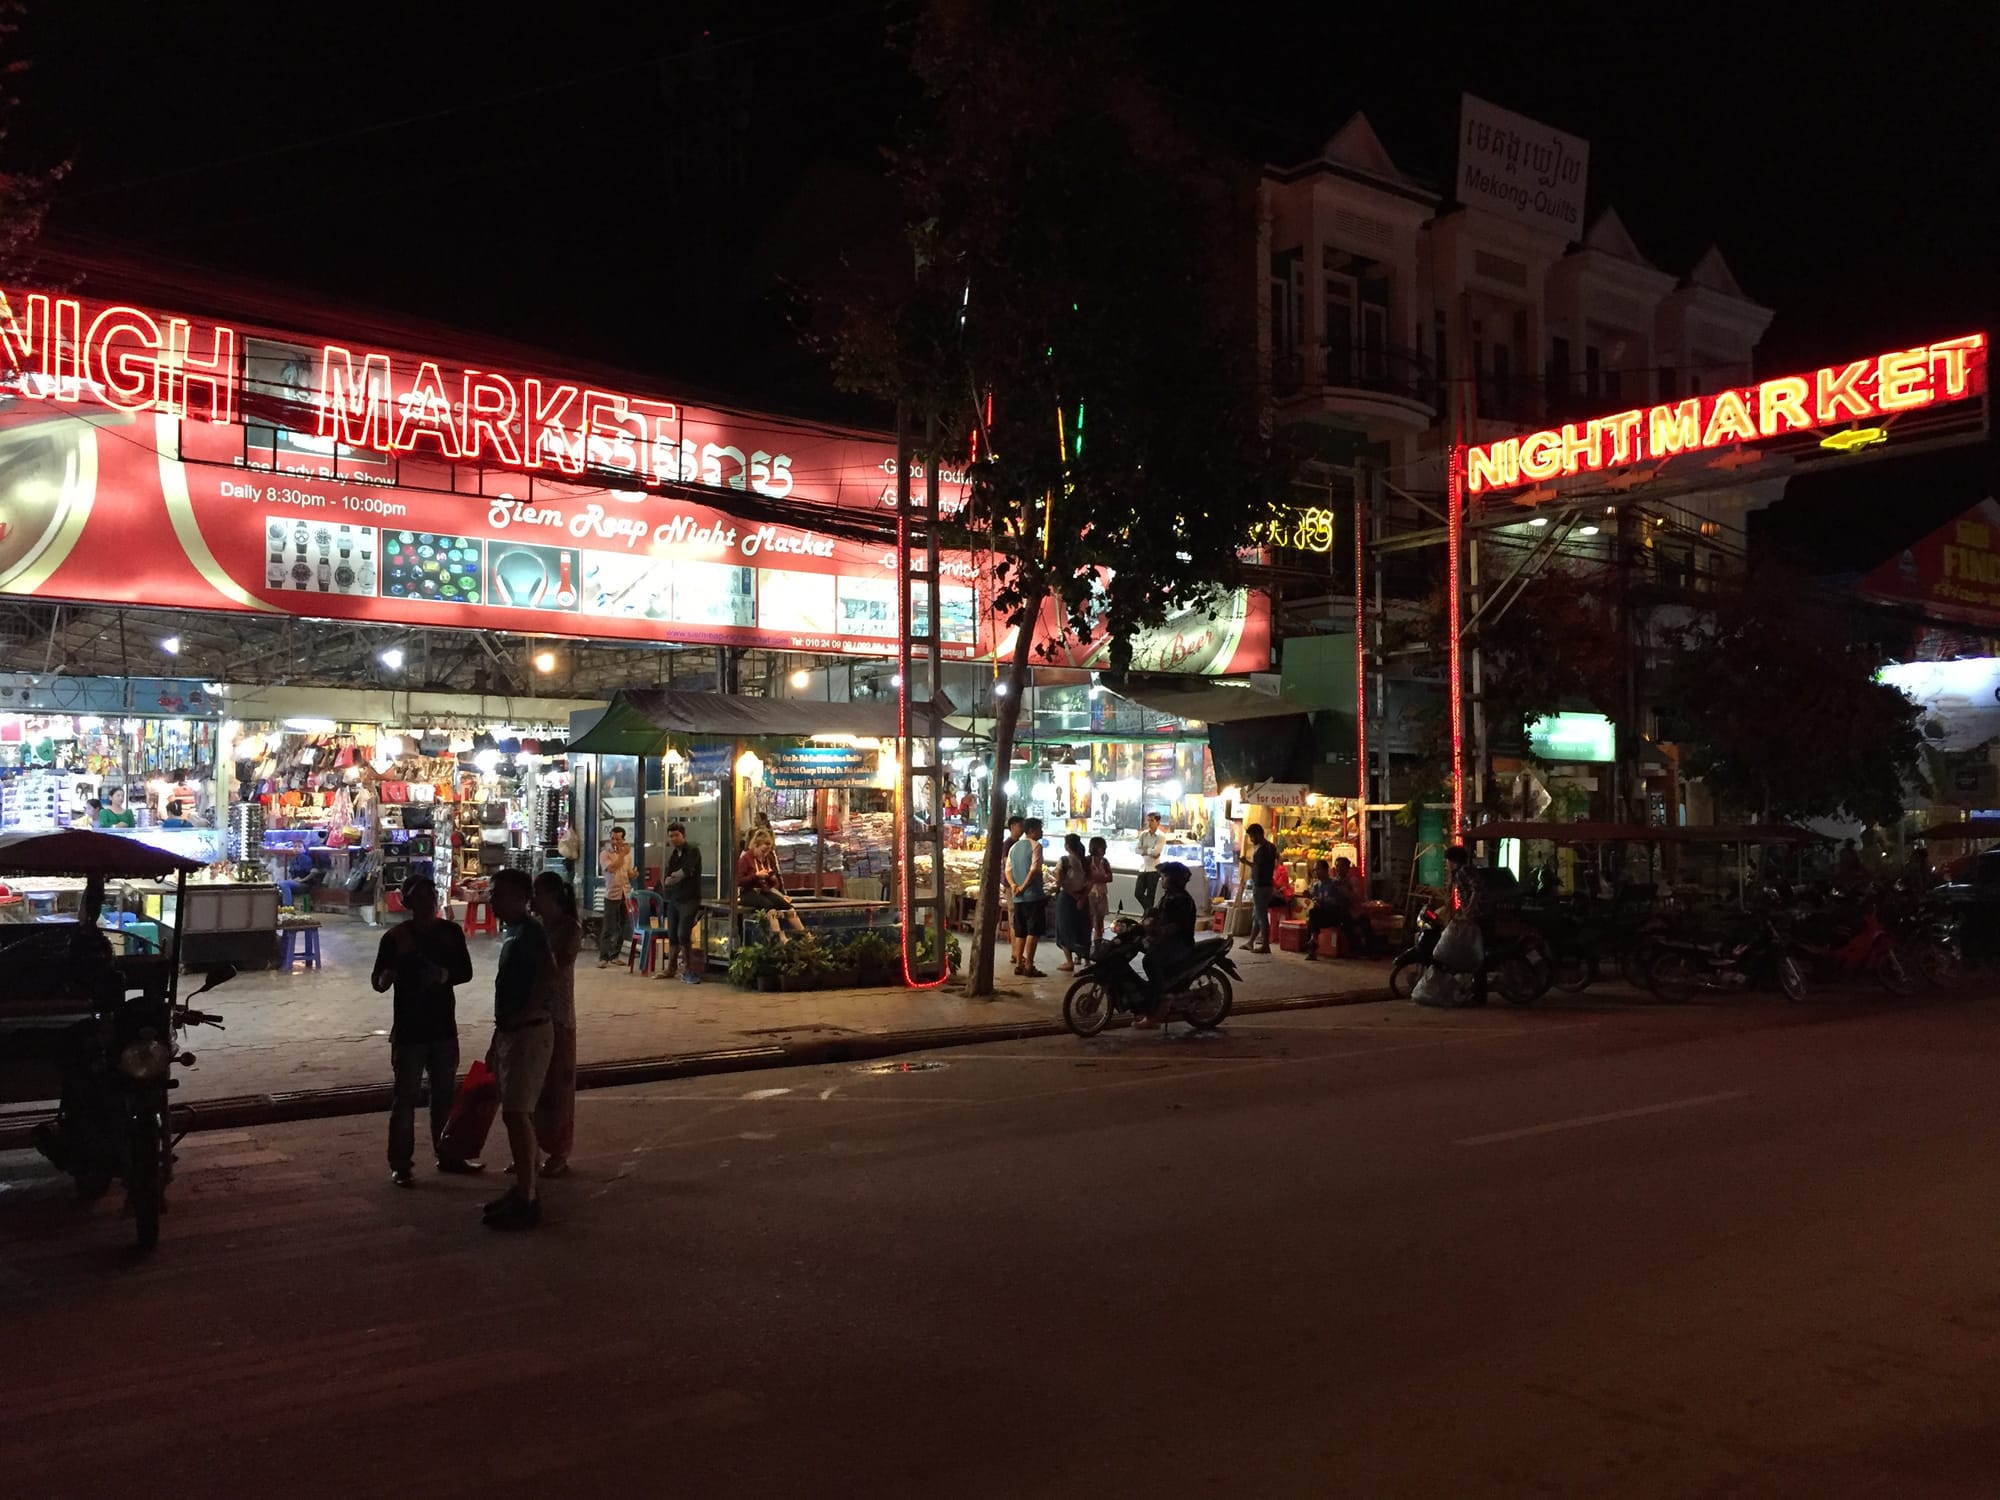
[1659,365,1677,399]
[1548,337,1572,396]
[1269,249,1302,355]
[1323,265,1355,382]
[1584,345,1602,399]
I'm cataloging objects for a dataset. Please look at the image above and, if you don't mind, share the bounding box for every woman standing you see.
[1086,835,1114,946]
[1054,833,1092,973]
[531,871,584,1178]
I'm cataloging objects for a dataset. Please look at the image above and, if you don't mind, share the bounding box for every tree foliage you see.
[1471,560,1626,751]
[827,0,1277,992]
[0,2,63,284]
[1658,570,1924,827]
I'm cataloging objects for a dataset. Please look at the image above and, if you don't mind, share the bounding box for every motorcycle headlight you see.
[118,1038,172,1081]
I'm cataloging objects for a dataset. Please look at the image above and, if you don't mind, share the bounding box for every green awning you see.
[568,689,917,756]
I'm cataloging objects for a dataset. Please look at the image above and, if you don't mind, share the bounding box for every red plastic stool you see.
[461,897,498,937]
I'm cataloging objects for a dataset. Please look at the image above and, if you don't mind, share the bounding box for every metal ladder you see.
[897,411,949,984]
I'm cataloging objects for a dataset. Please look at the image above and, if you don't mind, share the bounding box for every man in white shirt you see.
[1134,811,1167,911]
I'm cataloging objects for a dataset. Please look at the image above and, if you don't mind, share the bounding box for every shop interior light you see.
[940,737,962,751]
[1578,524,1601,537]
[1002,777,1019,796]
[890,673,904,688]
[1162,780,1184,801]
[789,669,811,689]
[284,717,337,733]
[379,647,404,671]
[972,764,989,781]
[1527,516,1549,527]
[533,650,558,674]
[735,749,763,779]
[159,636,181,656]
[994,682,1009,697]
[1030,781,1055,801]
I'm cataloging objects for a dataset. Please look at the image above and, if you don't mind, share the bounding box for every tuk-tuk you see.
[0,828,234,1250]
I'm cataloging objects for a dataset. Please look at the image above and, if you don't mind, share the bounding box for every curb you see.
[0,984,1387,1149]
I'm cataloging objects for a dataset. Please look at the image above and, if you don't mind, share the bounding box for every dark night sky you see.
[13,0,1998,570]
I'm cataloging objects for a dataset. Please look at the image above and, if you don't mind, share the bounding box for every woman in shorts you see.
[736,826,807,942]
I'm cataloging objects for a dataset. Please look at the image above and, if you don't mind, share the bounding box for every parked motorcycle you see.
[1063,924,1241,1037]
[1644,914,1809,1003]
[1790,898,1924,997]
[1391,905,1552,1006]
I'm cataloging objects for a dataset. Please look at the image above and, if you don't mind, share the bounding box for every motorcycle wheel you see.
[1182,973,1233,1030]
[1648,952,1702,1004]
[1915,939,1963,991]
[1388,959,1422,999]
[1777,954,1808,1004]
[1873,946,1924,998]
[128,1107,163,1251]
[1062,979,1114,1038]
[1495,956,1543,1006]
[1552,953,1591,993]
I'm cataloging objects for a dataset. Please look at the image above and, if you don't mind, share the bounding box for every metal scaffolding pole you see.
[897,408,949,985]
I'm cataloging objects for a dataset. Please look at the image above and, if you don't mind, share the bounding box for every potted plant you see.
[774,935,830,991]
[915,925,963,980]
[824,935,861,989]
[728,942,769,990]
[844,930,896,987]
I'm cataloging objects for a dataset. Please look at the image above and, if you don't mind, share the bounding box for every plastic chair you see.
[627,890,664,974]
[279,923,322,972]
[461,892,498,937]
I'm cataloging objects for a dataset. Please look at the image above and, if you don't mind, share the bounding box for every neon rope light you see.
[1353,485,1367,885]
[1447,444,1466,840]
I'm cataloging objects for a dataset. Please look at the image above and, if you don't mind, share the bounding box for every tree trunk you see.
[963,588,1044,997]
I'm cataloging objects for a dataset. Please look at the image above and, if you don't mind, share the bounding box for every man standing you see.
[484,868,555,1230]
[1006,816,1047,978]
[1133,811,1167,911]
[659,822,705,982]
[596,825,633,967]
[372,876,475,1187]
[1242,822,1277,954]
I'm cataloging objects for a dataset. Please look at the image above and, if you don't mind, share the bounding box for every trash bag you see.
[1433,917,1485,974]
[1411,965,1461,1008]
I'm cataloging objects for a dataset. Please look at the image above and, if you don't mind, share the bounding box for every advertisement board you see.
[0,285,1269,674]
[764,745,880,788]
[1527,712,1615,763]
[1859,497,2000,628]
[1456,95,1589,241]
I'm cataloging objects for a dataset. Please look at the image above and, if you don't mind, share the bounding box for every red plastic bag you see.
[436,1060,499,1165]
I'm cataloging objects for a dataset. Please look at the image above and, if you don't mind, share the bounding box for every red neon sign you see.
[1466,334,1988,497]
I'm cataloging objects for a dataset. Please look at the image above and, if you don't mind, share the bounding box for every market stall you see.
[569,689,939,964]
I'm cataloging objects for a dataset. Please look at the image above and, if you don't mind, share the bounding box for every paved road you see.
[3,994,1995,1498]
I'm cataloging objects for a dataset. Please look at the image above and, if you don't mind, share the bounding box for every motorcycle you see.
[1390,905,1553,1006]
[1062,923,1241,1037]
[1790,897,1924,997]
[1387,904,1443,999]
[1644,913,1809,1003]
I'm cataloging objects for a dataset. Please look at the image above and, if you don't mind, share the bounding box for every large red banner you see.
[0,286,1267,672]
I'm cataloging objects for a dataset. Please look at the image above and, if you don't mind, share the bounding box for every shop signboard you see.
[1456,95,1589,241]
[1527,712,1615,763]
[764,745,879,789]
[0,283,1270,675]
[0,673,222,716]
[1242,780,1312,808]
[1859,497,2000,628]
[686,743,734,781]
[1466,335,1988,500]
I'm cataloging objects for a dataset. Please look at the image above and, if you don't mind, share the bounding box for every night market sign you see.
[1465,334,1988,497]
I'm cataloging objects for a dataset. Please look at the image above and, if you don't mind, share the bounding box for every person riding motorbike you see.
[1134,862,1198,1029]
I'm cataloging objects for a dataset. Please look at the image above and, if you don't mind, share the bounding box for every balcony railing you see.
[1271,342,1436,408]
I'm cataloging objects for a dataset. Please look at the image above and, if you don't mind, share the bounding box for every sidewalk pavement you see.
[3,920,1389,1137]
